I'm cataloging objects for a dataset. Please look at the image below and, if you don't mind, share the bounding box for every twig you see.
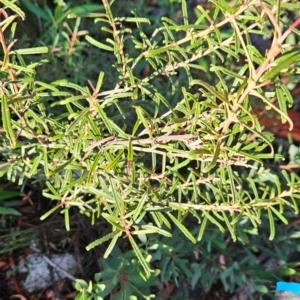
[84,134,197,154]
[41,255,77,282]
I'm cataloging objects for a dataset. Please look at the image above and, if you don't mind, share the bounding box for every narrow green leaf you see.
[139,225,172,237]
[203,140,221,172]
[40,204,61,220]
[210,65,244,81]
[132,194,147,222]
[70,4,104,15]
[167,212,196,243]
[102,213,124,231]
[40,146,50,177]
[1,94,16,148]
[128,235,151,276]
[94,103,127,136]
[11,47,48,55]
[270,206,288,225]
[58,81,89,95]
[260,51,300,82]
[115,17,150,23]
[86,35,114,51]
[276,83,293,124]
[62,207,70,231]
[58,95,88,105]
[49,158,74,176]
[127,139,133,176]
[65,108,89,134]
[144,44,176,58]
[26,109,48,130]
[182,0,189,26]
[95,71,104,93]
[222,211,236,241]
[0,206,21,216]
[191,79,228,103]
[103,150,124,172]
[103,233,120,258]
[203,211,225,232]
[19,0,50,21]
[37,92,71,97]
[227,165,238,204]
[0,191,20,200]
[1,15,18,32]
[86,230,120,251]
[108,177,122,215]
[267,208,275,240]
[86,153,103,186]
[156,212,172,228]
[26,153,42,177]
[197,215,208,241]
[1,0,25,20]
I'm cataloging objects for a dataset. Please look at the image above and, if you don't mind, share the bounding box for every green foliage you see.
[74,247,159,300]
[0,190,20,216]
[1,0,300,297]
[0,187,34,254]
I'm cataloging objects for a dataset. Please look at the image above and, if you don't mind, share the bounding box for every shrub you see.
[1,0,300,298]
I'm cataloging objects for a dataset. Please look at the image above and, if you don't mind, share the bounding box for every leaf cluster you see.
[0,0,300,296]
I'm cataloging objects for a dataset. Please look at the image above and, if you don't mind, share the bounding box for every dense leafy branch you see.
[0,0,300,278]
